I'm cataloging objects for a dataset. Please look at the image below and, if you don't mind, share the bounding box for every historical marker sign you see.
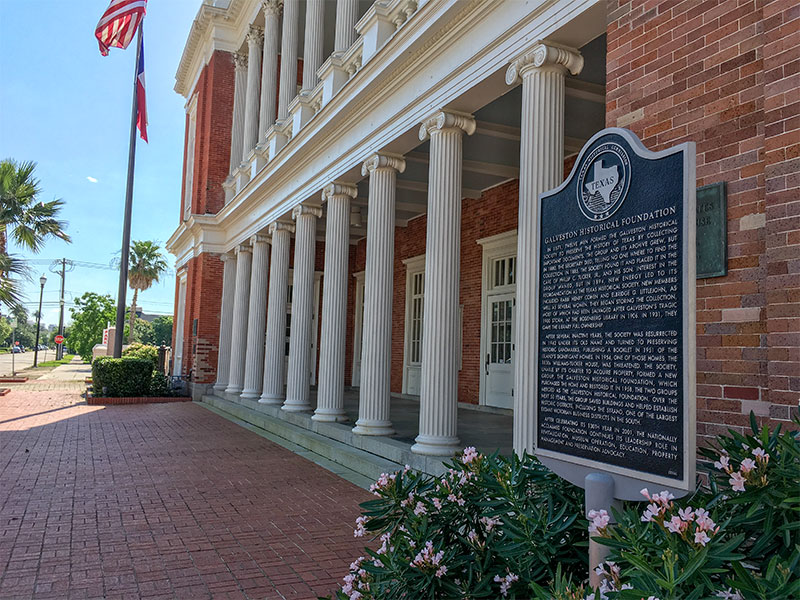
[534,128,696,499]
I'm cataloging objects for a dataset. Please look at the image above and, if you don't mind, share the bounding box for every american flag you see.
[94,0,147,56]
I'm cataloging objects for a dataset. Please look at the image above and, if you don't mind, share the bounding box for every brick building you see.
[167,0,798,473]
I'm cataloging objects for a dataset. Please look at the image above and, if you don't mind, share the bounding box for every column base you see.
[352,419,395,436]
[258,394,284,405]
[239,389,261,400]
[411,434,461,456]
[213,382,227,392]
[224,385,243,395]
[281,401,312,412]
[312,408,348,422]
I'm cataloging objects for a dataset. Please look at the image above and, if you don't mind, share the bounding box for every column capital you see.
[234,51,248,70]
[292,204,323,220]
[235,243,252,255]
[419,110,476,141]
[505,42,583,85]
[262,0,282,16]
[250,233,270,245]
[322,182,358,202]
[247,25,265,46]
[268,221,295,235]
[361,153,406,176]
[220,250,236,262]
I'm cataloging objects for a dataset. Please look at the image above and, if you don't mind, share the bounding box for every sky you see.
[0,1,201,328]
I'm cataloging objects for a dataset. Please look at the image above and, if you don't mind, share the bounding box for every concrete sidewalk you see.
[0,379,370,599]
[35,358,91,381]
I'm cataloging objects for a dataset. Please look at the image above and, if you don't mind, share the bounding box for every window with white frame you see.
[182,96,198,221]
[409,271,424,364]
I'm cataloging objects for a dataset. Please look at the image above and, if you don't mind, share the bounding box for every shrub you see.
[92,356,153,397]
[149,371,176,397]
[330,414,799,600]
[123,342,159,370]
[584,412,800,600]
[328,450,587,600]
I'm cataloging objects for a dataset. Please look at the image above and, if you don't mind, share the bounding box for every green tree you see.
[68,292,115,361]
[0,316,11,347]
[149,315,173,346]
[0,159,71,310]
[127,240,167,343]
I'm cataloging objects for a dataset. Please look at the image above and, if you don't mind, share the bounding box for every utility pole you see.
[50,258,74,361]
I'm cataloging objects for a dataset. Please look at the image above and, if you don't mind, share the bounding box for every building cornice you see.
[174,0,248,97]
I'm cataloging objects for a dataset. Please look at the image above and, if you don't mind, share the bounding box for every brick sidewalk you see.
[0,389,371,599]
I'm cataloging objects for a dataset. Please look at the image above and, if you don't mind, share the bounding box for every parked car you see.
[11,346,21,353]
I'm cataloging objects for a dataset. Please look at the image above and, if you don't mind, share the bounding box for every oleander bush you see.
[91,356,153,397]
[328,413,799,600]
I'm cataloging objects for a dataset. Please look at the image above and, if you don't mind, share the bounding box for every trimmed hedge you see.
[92,356,153,397]
[122,343,159,370]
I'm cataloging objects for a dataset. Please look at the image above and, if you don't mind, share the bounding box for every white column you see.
[283,204,322,411]
[260,222,294,404]
[214,252,237,391]
[314,182,357,422]
[277,0,300,121]
[411,111,475,456]
[225,243,252,394]
[302,0,325,92]
[258,1,282,139]
[334,0,359,54]
[229,52,248,172]
[353,154,405,436]
[242,25,264,160]
[506,43,583,455]
[241,234,271,399]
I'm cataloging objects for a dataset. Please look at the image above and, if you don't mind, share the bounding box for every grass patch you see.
[35,354,76,368]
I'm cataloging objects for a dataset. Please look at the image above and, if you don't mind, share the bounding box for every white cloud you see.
[86,176,98,183]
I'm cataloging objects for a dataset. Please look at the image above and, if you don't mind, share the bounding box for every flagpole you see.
[112,24,143,358]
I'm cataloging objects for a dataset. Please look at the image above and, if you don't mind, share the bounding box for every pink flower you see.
[640,488,651,500]
[435,565,447,578]
[353,516,367,537]
[432,497,442,510]
[665,516,684,534]
[752,447,769,463]
[480,516,500,532]
[713,455,731,472]
[369,472,396,495]
[729,471,746,492]
[467,529,479,543]
[494,571,519,597]
[694,530,711,546]
[462,446,479,464]
[588,509,610,535]
[678,507,694,521]
[413,501,427,516]
[739,458,756,473]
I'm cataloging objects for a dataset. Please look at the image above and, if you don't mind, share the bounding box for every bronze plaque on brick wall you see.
[696,182,727,279]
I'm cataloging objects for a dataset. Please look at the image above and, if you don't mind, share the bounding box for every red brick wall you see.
[189,50,235,217]
[606,0,798,441]
[348,180,520,405]
[178,253,224,384]
[763,1,800,423]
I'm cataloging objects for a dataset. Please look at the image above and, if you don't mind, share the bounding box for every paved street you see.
[0,366,371,599]
[0,351,55,377]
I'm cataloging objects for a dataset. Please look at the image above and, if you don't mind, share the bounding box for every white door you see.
[403,269,424,395]
[484,293,514,409]
[352,275,365,386]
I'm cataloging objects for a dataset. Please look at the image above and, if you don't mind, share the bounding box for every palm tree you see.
[0,159,71,310]
[127,240,168,343]
[0,159,71,254]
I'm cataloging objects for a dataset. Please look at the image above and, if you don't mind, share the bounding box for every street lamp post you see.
[33,274,46,368]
